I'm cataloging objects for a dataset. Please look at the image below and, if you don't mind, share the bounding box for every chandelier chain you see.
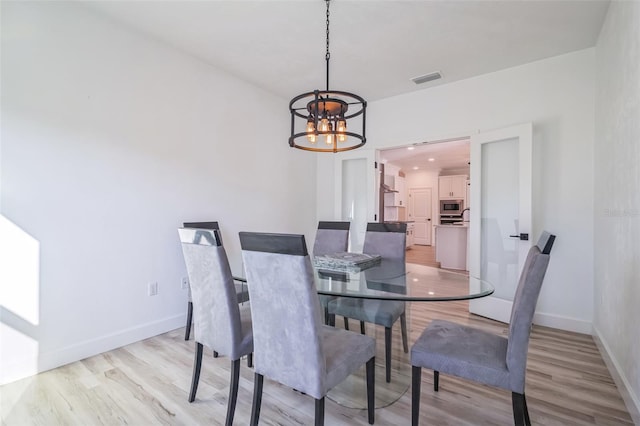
[325,0,330,91]
[326,0,330,61]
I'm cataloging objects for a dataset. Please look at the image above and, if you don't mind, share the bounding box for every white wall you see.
[0,2,317,384]
[318,49,596,333]
[593,0,640,421]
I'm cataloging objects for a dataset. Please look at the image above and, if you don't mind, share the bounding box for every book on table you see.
[313,252,382,272]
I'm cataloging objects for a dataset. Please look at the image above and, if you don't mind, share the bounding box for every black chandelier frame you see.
[288,0,368,153]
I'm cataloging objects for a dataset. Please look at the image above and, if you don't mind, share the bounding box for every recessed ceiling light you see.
[428,158,435,162]
[407,146,415,150]
[413,166,419,170]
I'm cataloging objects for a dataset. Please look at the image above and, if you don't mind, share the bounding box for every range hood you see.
[381,183,398,193]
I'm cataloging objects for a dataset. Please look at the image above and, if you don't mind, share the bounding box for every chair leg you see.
[328,313,335,327]
[226,359,241,426]
[314,397,325,426]
[400,313,409,353]
[250,373,264,426]
[512,392,526,426]
[385,326,392,383]
[412,366,422,426]
[344,317,350,330]
[434,371,439,391]
[360,320,366,335]
[247,353,253,368]
[188,342,203,402]
[366,357,375,425]
[184,301,193,340]
[523,393,531,426]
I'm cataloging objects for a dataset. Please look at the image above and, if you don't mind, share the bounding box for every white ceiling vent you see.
[411,71,442,85]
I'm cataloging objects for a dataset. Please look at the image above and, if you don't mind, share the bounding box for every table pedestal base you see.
[326,319,411,409]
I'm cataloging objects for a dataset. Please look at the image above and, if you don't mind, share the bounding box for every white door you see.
[408,187,432,245]
[334,149,378,252]
[468,123,532,323]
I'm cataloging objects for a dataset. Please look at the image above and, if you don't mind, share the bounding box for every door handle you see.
[509,233,529,241]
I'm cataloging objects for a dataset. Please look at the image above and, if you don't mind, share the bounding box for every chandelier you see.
[289,0,367,153]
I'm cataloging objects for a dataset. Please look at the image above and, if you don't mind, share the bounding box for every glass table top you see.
[314,259,494,301]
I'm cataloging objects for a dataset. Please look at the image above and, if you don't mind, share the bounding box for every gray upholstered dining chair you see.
[183,221,249,342]
[312,221,350,325]
[410,231,556,426]
[327,222,408,383]
[312,221,350,256]
[239,232,376,426]
[179,227,253,426]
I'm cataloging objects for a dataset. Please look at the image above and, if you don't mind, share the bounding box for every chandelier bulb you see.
[326,122,334,145]
[306,116,316,133]
[320,116,329,133]
[337,117,347,133]
[337,116,347,142]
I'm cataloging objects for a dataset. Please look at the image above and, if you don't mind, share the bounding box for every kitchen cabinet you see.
[439,175,467,199]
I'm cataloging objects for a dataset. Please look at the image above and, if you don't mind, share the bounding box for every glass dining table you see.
[312,259,494,409]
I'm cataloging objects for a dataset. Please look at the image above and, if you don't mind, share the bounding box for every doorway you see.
[378,138,470,249]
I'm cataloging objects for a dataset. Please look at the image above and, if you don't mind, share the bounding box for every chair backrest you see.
[312,221,350,256]
[179,227,245,359]
[182,222,221,302]
[239,232,326,399]
[183,221,222,242]
[363,222,407,261]
[506,231,556,393]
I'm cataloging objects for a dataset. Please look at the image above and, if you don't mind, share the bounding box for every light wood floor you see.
[406,244,440,268]
[1,255,634,425]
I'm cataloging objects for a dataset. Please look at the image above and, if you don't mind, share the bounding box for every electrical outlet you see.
[181,277,189,290]
[148,282,158,296]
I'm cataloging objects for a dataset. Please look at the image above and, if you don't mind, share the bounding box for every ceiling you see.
[379,138,470,173]
[84,1,609,172]
[86,0,610,102]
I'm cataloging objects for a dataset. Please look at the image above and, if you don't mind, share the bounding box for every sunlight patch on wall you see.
[0,215,41,384]
[0,324,39,384]
[0,215,40,325]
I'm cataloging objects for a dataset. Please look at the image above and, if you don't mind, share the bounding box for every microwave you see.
[440,199,464,215]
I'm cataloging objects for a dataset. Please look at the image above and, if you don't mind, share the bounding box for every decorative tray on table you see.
[313,252,381,273]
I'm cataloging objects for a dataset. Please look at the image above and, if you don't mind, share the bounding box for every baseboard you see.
[469,296,592,334]
[532,311,592,334]
[469,296,512,323]
[1,314,184,385]
[592,326,640,425]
